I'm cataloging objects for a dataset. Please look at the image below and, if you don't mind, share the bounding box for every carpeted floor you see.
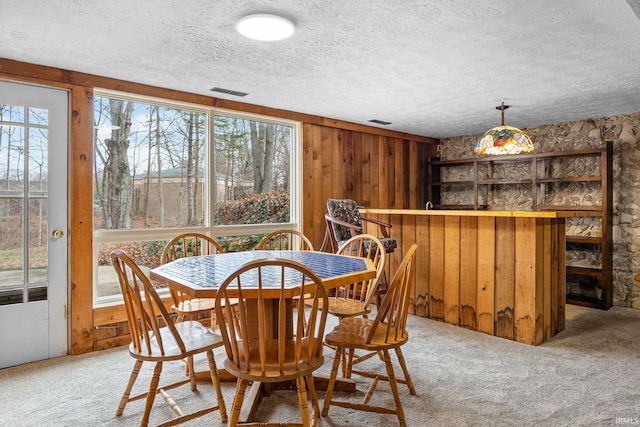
[1,304,639,426]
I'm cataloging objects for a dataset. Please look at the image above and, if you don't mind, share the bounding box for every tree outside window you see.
[93,93,296,301]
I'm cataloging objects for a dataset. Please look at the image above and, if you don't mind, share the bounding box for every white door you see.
[0,80,68,368]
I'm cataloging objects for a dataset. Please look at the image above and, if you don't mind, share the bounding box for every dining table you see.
[150,249,376,421]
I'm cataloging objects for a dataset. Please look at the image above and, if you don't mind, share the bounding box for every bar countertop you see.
[360,208,600,218]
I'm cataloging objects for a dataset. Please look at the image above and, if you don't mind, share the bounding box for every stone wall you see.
[439,112,640,308]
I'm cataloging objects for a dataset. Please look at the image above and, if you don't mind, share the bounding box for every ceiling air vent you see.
[368,119,392,125]
[210,87,249,97]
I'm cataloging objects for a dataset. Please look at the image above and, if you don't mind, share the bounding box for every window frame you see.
[92,91,302,307]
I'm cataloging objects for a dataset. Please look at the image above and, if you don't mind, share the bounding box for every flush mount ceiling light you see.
[475,101,534,155]
[236,13,295,41]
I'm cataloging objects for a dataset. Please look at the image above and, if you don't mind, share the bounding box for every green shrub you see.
[215,190,289,225]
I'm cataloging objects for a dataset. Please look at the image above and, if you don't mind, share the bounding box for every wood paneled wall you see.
[0,58,437,354]
[302,123,436,249]
[363,210,567,345]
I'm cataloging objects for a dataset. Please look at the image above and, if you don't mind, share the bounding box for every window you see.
[94,94,207,230]
[93,92,300,304]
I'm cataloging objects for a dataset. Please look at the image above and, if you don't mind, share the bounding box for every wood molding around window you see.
[0,58,439,354]
[0,58,438,143]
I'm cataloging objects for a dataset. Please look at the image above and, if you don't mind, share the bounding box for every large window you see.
[93,92,299,303]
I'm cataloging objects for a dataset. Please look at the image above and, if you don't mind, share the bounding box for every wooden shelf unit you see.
[427,143,613,309]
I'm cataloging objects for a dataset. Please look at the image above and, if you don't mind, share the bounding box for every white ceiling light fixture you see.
[236,13,295,41]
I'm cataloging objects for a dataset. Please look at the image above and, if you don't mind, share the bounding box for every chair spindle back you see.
[256,229,315,251]
[111,250,185,356]
[367,244,418,345]
[336,234,386,305]
[215,258,329,378]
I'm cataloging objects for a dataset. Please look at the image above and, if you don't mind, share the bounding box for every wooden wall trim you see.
[69,86,95,354]
[0,58,438,144]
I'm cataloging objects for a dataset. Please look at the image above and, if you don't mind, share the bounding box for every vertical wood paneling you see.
[301,124,434,296]
[514,218,537,345]
[384,137,393,207]
[388,213,403,277]
[414,215,430,316]
[543,219,552,340]
[311,125,325,246]
[379,137,390,208]
[332,128,345,196]
[408,139,418,209]
[343,130,354,194]
[70,86,95,354]
[429,215,445,320]
[360,210,567,345]
[495,217,515,340]
[401,215,417,313]
[320,125,334,195]
[443,216,461,325]
[550,219,560,336]
[459,216,478,330]
[370,135,381,208]
[352,132,363,204]
[394,138,404,209]
[535,219,545,345]
[558,221,566,332]
[401,215,415,255]
[476,216,496,335]
[361,133,373,207]
[303,124,323,245]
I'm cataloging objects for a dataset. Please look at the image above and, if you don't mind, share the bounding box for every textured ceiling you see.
[2,0,640,139]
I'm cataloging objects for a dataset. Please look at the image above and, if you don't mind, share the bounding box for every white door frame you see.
[0,80,68,368]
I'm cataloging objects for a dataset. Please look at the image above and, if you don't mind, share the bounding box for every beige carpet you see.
[1,304,639,426]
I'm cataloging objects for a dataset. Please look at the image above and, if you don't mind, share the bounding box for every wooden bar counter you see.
[360,209,599,345]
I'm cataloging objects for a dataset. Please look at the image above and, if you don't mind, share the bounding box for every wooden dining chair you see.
[258,229,315,316]
[256,229,315,251]
[161,232,224,327]
[328,234,386,319]
[315,234,386,377]
[306,233,385,330]
[322,244,418,427]
[214,258,329,427]
[321,199,396,254]
[321,198,397,307]
[111,250,227,427]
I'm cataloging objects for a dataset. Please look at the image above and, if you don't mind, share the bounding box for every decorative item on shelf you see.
[475,101,534,155]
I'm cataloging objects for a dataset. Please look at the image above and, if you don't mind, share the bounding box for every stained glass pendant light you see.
[474,101,534,155]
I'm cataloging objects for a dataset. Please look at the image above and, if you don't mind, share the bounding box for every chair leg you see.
[230,379,248,426]
[344,348,356,378]
[206,350,228,423]
[296,376,312,427]
[305,374,320,426]
[142,362,163,427]
[340,347,349,378]
[187,356,197,391]
[381,350,406,427]
[321,346,343,417]
[394,347,416,395]
[117,359,143,416]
